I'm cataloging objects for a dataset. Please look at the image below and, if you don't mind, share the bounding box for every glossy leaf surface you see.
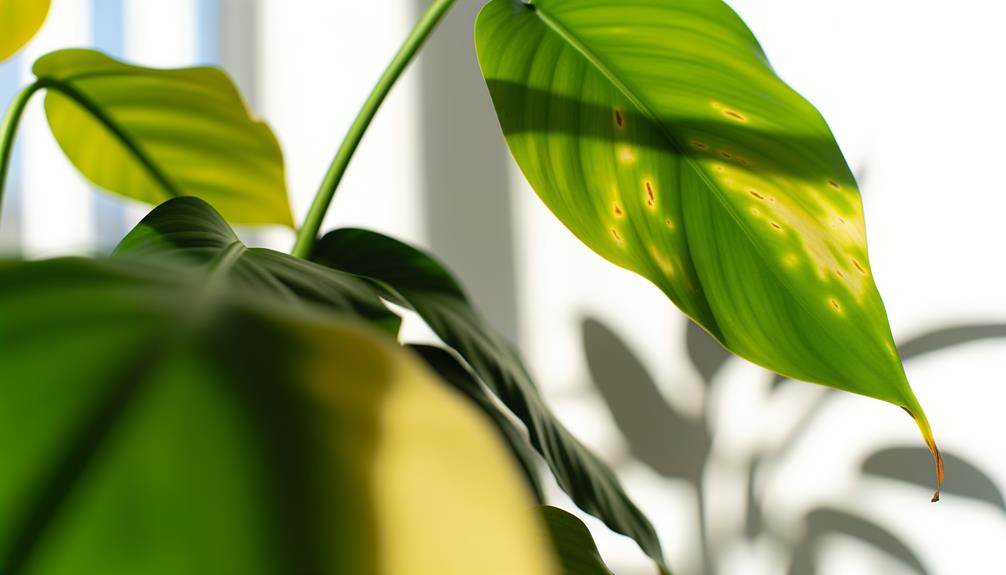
[0,0,49,62]
[475,0,940,494]
[33,49,292,226]
[312,228,666,569]
[114,196,397,334]
[538,506,614,575]
[0,203,555,574]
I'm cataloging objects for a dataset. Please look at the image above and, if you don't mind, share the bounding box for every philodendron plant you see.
[0,0,942,573]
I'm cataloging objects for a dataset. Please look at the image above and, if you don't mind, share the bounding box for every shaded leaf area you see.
[409,344,544,500]
[114,196,398,335]
[863,447,1006,511]
[33,49,292,226]
[0,204,555,574]
[787,509,928,575]
[686,320,731,385]
[476,0,938,478]
[312,228,666,569]
[538,506,614,575]
[0,0,49,62]
[583,318,710,484]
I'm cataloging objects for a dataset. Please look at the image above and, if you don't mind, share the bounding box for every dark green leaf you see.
[312,228,666,569]
[475,0,941,494]
[114,196,398,335]
[33,49,293,226]
[539,506,614,575]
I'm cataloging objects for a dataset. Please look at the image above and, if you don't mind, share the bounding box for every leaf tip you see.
[905,407,944,503]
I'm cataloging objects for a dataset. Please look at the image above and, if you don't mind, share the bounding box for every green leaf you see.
[32,49,292,227]
[0,0,49,62]
[409,344,544,501]
[475,0,942,496]
[114,196,398,335]
[0,205,557,574]
[538,506,614,575]
[311,228,667,570]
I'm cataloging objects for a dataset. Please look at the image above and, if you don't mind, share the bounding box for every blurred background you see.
[2,1,1005,573]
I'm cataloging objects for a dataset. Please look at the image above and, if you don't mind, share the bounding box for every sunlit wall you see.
[2,1,1004,574]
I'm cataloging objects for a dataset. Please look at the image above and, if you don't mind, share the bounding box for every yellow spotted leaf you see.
[0,0,49,62]
[476,0,942,498]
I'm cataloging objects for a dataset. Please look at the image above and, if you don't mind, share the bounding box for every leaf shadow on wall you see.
[581,317,1006,575]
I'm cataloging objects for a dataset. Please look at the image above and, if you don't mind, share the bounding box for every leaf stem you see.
[0,80,45,224]
[0,76,181,226]
[291,0,457,259]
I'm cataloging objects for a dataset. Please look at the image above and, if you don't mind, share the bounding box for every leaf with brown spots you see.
[476,0,941,499]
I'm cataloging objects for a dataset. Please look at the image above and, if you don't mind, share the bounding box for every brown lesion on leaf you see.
[748,189,765,200]
[644,180,655,208]
[828,179,842,190]
[691,140,709,150]
[719,150,733,160]
[770,221,783,231]
[614,108,624,129]
[723,109,747,122]
[613,202,624,217]
[829,298,842,312]
[610,228,623,243]
[851,258,867,275]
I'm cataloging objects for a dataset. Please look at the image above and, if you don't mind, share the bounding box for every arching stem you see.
[291,0,457,259]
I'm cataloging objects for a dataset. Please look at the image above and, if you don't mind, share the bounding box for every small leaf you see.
[410,344,544,501]
[863,447,1006,511]
[0,203,556,574]
[475,0,941,497]
[0,0,49,62]
[539,506,614,575]
[32,49,292,226]
[312,228,667,570]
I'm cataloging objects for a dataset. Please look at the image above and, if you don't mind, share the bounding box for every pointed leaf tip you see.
[904,407,944,503]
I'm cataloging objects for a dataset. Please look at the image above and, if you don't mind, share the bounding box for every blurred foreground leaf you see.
[0,198,556,575]
[0,0,49,62]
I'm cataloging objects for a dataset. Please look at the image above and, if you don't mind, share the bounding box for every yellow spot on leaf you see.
[783,253,799,267]
[664,218,675,230]
[618,146,637,164]
[649,245,674,275]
